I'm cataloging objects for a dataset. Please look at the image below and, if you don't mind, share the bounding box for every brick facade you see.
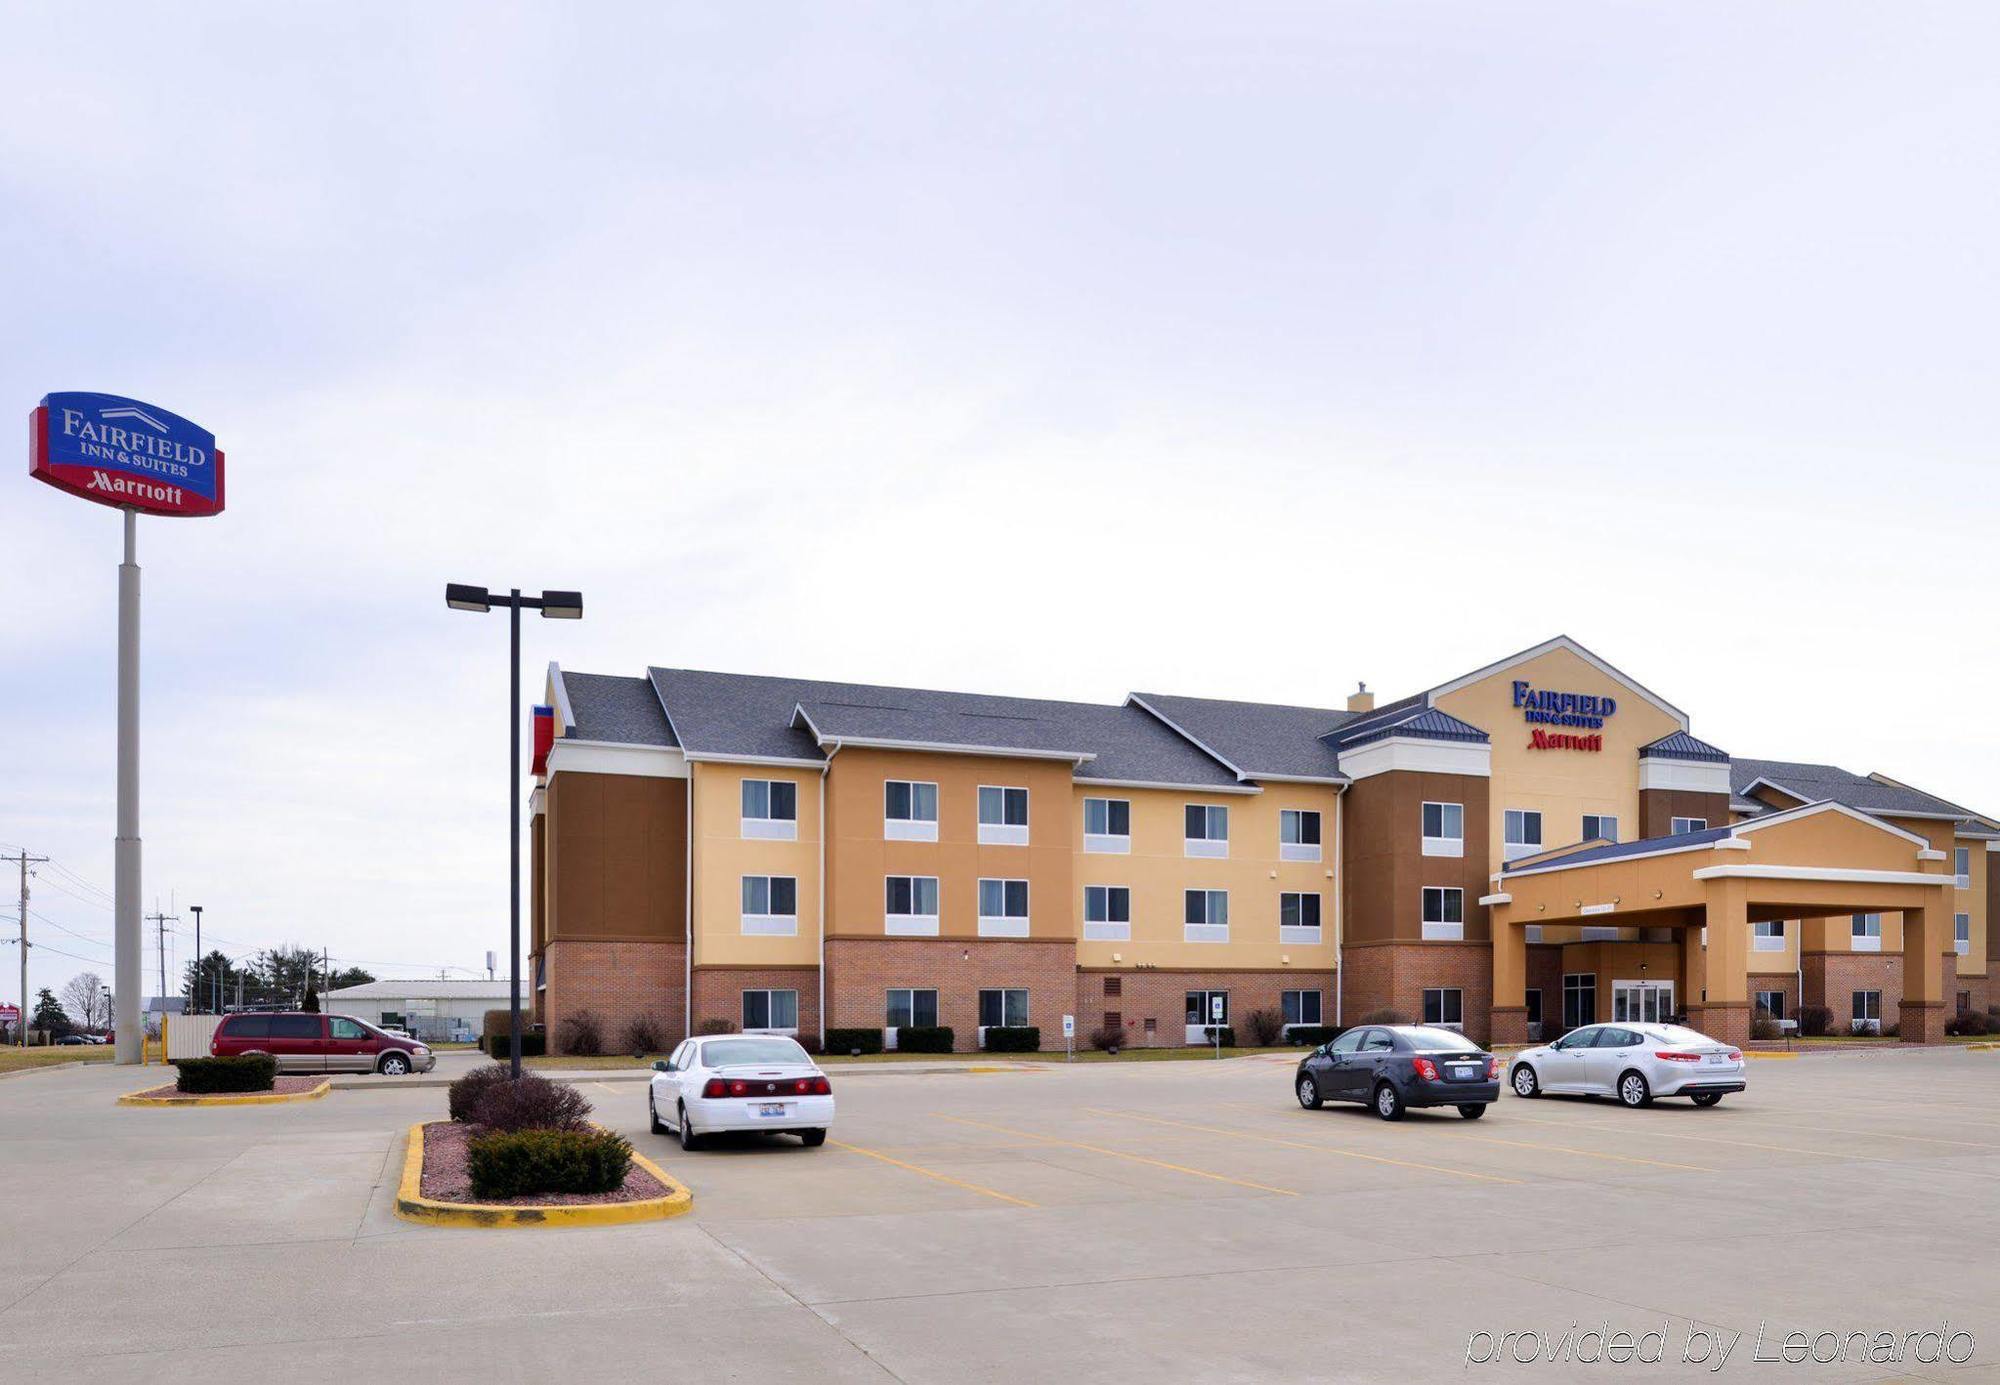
[1803,951,1904,1032]
[1079,968,1329,1048]
[1341,939,1496,1043]
[692,965,820,1039]
[825,937,1077,1052]
[542,939,685,1052]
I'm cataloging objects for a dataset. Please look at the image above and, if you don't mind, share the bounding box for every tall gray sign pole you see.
[114,508,142,1065]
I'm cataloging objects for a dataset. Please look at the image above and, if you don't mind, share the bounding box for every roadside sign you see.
[30,391,225,517]
[1210,996,1224,1021]
[1061,1014,1075,1038]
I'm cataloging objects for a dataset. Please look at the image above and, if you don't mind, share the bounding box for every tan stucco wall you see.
[689,760,823,968]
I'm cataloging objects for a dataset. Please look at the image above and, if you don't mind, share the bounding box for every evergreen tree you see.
[30,987,70,1037]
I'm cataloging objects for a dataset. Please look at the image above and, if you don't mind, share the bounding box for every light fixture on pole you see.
[445,583,583,1079]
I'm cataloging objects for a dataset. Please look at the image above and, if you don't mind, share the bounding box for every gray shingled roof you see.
[1128,692,1352,781]
[1503,823,1737,874]
[1731,757,1984,822]
[1641,730,1729,763]
[561,672,676,746]
[650,668,1239,785]
[1328,704,1488,750]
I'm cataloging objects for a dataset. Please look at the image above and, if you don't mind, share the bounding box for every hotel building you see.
[528,636,1995,1050]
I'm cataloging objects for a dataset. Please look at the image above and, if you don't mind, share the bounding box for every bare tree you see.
[59,971,109,1030]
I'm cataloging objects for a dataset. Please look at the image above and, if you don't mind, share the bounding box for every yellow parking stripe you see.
[1218,1104,1717,1173]
[934,1113,1299,1197]
[1750,1120,1995,1150]
[826,1139,1039,1208]
[1501,1113,1836,1159]
[1087,1109,1521,1185]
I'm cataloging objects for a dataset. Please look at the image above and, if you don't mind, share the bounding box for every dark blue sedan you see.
[1295,1024,1501,1120]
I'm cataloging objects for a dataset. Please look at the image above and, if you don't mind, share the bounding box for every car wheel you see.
[1373,1082,1405,1121]
[1511,1064,1540,1098]
[1296,1074,1323,1110]
[1618,1070,1652,1109]
[1690,1091,1723,1108]
[677,1103,702,1151]
[800,1129,827,1148]
[1457,1103,1487,1119]
[378,1053,410,1076]
[649,1091,667,1135]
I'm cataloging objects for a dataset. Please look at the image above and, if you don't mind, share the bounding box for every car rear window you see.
[267,1015,321,1040]
[701,1037,809,1067]
[221,1014,269,1039]
[1645,1025,1710,1046]
[1403,1027,1480,1052]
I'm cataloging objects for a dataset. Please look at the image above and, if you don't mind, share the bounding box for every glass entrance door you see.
[1612,980,1674,1024]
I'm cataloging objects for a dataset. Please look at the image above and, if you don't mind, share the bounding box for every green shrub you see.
[1946,1010,1991,1036]
[1195,1025,1237,1048]
[695,1017,738,1036]
[1088,1024,1122,1051]
[556,1009,604,1056]
[1797,1005,1834,1038]
[1242,1007,1285,1047]
[895,1026,954,1053]
[793,1033,823,1055]
[485,1030,547,1060]
[823,1028,883,1055]
[448,1063,515,1122]
[174,1055,278,1094]
[621,1013,673,1054]
[982,1026,1040,1052]
[473,1072,591,1132]
[1288,1025,1343,1046]
[467,1127,633,1199]
[1356,1008,1410,1026]
[1750,1013,1781,1041]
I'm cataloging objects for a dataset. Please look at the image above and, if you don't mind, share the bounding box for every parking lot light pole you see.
[188,905,202,1013]
[446,584,582,1079]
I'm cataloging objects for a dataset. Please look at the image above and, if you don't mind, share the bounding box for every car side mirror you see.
[653,1060,671,1073]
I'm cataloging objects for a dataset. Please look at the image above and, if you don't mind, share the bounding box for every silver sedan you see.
[1507,1023,1746,1108]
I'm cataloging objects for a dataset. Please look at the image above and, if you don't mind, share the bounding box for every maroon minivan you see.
[210,1012,435,1075]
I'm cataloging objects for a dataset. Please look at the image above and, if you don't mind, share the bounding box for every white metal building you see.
[322,979,524,1041]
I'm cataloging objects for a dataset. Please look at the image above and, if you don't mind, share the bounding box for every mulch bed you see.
[131,1075,327,1101]
[417,1120,671,1207]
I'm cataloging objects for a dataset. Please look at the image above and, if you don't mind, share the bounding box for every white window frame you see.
[1753,919,1786,952]
[741,988,799,1034]
[887,988,939,1032]
[1281,988,1322,1028]
[1279,808,1322,862]
[1083,884,1131,941]
[884,780,940,842]
[740,778,799,840]
[1956,911,1971,956]
[978,878,1030,937]
[1851,988,1882,1033]
[977,987,1030,1032]
[739,875,799,936]
[1184,804,1229,858]
[884,875,940,937]
[1421,801,1464,858]
[1581,814,1619,845]
[1851,912,1882,952]
[1503,809,1543,862]
[1083,796,1131,854]
[1955,847,1971,890]
[1279,891,1322,944]
[1671,816,1707,836]
[1422,987,1464,1028]
[977,785,1030,846]
[1184,888,1229,943]
[1420,886,1464,940]
[1754,989,1786,1020]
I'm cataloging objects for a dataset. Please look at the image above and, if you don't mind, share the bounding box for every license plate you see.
[1449,1065,1477,1080]
[756,1103,787,1117]
[1703,1054,1727,1065]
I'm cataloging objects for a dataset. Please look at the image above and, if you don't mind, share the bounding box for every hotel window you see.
[740,779,798,840]
[1671,817,1707,836]
[1851,913,1882,952]
[1422,988,1463,1028]
[1184,889,1229,943]
[1955,847,1971,889]
[884,875,940,936]
[739,876,798,936]
[1185,804,1229,857]
[1957,912,1971,956]
[1421,801,1464,858]
[741,989,799,1032]
[884,780,940,841]
[978,988,1030,1030]
[1280,809,1322,862]
[1753,920,1786,952]
[1186,990,1228,1028]
[977,786,1030,845]
[1282,989,1322,1027]
[1581,814,1618,844]
[1420,886,1464,940]
[1755,990,1786,1021]
[1083,797,1131,853]
[978,878,1030,937]
[1503,809,1543,861]
[1279,892,1322,943]
[1562,973,1597,1029]
[887,988,939,1030]
[1083,885,1131,941]
[1851,989,1882,1033]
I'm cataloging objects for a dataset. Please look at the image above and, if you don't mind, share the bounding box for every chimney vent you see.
[1347,681,1375,714]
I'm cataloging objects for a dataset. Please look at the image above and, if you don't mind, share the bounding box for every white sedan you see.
[649,1034,834,1149]
[1507,1022,1746,1108]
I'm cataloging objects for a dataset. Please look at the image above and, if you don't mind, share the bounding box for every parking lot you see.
[3,1047,1997,1383]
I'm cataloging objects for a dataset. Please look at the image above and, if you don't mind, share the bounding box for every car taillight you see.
[1655,1051,1701,1063]
[1412,1056,1438,1081]
[701,1075,831,1098]
[1486,1056,1501,1080]
[1726,1051,1742,1062]
[797,1075,832,1096]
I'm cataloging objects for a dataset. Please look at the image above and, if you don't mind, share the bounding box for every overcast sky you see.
[4,3,1996,1000]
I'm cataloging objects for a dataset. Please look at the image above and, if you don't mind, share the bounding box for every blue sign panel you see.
[30,391,224,517]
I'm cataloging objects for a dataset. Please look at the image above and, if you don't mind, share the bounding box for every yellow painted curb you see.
[393,1122,693,1229]
[1967,1042,1999,1052]
[1743,1052,1800,1061]
[118,1079,332,1107]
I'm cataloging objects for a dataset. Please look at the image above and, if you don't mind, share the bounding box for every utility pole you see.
[5,852,49,1047]
[146,908,178,1019]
